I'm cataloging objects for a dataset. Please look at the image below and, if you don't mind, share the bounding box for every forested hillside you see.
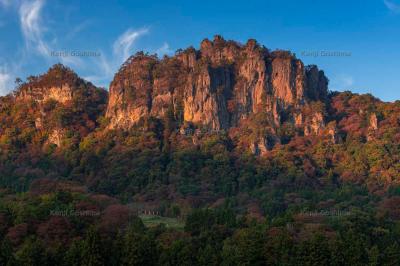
[1,37,400,265]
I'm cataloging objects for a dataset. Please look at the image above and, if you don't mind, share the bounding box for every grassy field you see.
[139,215,185,231]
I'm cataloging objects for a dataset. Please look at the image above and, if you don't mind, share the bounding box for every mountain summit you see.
[15,64,102,104]
[106,36,328,134]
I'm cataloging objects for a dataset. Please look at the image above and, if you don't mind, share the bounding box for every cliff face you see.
[17,84,74,104]
[106,55,156,129]
[15,64,95,104]
[106,36,328,132]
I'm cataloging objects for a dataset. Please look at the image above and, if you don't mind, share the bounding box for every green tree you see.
[159,239,196,266]
[221,227,265,266]
[382,242,400,266]
[296,234,331,266]
[368,245,380,266]
[81,227,105,266]
[15,237,47,266]
[122,230,158,266]
[64,239,84,266]
[0,238,15,266]
[185,209,215,235]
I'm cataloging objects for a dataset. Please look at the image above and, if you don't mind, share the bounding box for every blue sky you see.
[0,0,399,101]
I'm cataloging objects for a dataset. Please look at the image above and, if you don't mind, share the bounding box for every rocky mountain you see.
[2,36,399,190]
[2,36,400,266]
[16,64,98,104]
[103,36,336,156]
[3,64,107,147]
[4,37,388,155]
[106,36,328,134]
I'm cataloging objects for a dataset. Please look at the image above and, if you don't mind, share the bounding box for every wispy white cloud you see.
[384,0,400,13]
[341,76,354,87]
[156,42,173,57]
[19,0,85,69]
[98,51,114,77]
[331,74,354,91]
[19,0,50,57]
[81,30,174,89]
[113,28,148,62]
[65,19,92,40]
[59,54,84,68]
[83,51,115,88]
[0,60,27,95]
[84,28,149,87]
[0,66,12,95]
[4,1,168,91]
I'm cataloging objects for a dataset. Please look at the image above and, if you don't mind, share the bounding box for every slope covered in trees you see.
[1,38,400,265]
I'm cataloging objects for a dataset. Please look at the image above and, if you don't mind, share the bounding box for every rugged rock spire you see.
[106,36,328,131]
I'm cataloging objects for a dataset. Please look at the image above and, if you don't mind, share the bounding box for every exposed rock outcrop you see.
[251,135,280,156]
[48,129,66,147]
[17,84,74,104]
[12,64,108,147]
[304,112,325,136]
[106,36,329,132]
[15,64,103,105]
[367,113,379,141]
[327,121,340,144]
[369,113,378,131]
[105,55,157,129]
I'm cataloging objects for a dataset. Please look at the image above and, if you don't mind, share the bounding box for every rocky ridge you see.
[104,36,332,154]
[8,36,384,154]
[106,36,328,133]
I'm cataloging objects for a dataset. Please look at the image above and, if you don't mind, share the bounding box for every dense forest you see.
[1,56,400,265]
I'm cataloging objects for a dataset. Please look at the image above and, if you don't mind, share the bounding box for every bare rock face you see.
[176,47,197,68]
[294,113,303,127]
[369,113,378,131]
[327,121,340,143]
[48,129,66,147]
[15,64,101,105]
[106,54,156,128]
[233,39,268,122]
[106,36,329,132]
[181,62,236,130]
[367,113,379,141]
[304,112,325,136]
[270,52,304,105]
[17,84,74,104]
[251,135,280,156]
